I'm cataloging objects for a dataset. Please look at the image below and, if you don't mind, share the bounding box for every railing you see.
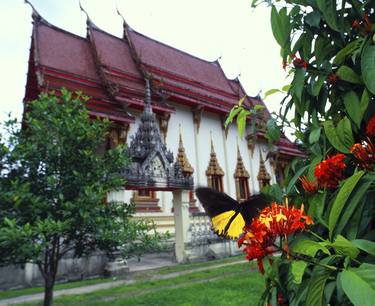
[188,212,226,246]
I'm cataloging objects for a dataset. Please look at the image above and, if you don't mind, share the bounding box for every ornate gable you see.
[124,80,193,190]
[206,137,224,177]
[234,144,249,178]
[257,150,271,189]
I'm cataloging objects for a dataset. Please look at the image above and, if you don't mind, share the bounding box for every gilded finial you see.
[176,127,193,175]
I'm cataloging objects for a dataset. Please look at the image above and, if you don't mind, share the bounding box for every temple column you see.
[172,189,190,263]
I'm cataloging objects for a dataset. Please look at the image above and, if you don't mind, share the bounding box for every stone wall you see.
[0,252,109,290]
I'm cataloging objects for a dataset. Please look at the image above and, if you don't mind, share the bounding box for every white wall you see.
[121,103,277,215]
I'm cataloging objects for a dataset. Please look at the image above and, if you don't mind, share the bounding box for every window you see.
[210,175,224,192]
[132,190,160,212]
[234,146,250,201]
[206,138,225,193]
[237,177,250,201]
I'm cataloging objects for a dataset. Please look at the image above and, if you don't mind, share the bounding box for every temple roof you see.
[23,8,303,158]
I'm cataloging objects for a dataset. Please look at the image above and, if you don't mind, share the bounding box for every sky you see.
[0,0,288,126]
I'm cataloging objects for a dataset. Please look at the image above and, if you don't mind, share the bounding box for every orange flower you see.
[314,154,347,188]
[366,114,375,138]
[351,139,375,170]
[238,203,313,273]
[299,175,319,193]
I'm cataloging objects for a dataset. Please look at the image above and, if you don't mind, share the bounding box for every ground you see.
[0,256,264,306]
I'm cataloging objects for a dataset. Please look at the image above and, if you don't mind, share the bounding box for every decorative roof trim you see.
[234,143,249,178]
[176,125,194,175]
[257,150,271,186]
[206,134,224,177]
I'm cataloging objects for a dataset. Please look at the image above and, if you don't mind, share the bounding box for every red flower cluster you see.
[352,13,372,35]
[291,54,308,69]
[299,175,319,193]
[351,139,375,170]
[314,154,347,188]
[238,203,313,273]
[366,114,375,138]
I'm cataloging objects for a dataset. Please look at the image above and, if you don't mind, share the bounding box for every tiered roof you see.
[24,7,303,158]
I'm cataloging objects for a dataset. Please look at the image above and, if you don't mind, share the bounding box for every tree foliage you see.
[0,89,165,306]
[228,1,375,305]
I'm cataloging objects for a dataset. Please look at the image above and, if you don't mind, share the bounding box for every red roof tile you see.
[37,24,99,81]
[25,15,303,157]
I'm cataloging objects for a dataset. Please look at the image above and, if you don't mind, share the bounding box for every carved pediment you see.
[124,79,193,190]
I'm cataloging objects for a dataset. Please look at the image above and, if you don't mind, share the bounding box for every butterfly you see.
[195,187,270,239]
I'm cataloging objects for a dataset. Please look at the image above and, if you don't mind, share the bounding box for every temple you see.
[23,8,304,243]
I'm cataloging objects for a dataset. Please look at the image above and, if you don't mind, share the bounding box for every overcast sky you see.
[0,0,288,126]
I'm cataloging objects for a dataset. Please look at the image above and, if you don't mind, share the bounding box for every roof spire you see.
[234,141,249,178]
[116,5,130,30]
[177,125,194,175]
[79,0,98,28]
[257,149,271,188]
[144,78,152,113]
[24,0,47,23]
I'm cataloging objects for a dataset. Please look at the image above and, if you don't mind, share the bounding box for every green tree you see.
[227,1,375,305]
[0,89,162,306]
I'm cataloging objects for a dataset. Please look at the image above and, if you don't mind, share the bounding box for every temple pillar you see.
[172,189,190,263]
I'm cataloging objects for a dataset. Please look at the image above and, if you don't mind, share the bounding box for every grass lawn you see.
[16,262,264,306]
[0,255,245,301]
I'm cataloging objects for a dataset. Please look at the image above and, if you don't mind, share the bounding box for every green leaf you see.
[323,120,350,153]
[315,36,336,66]
[334,40,361,65]
[329,171,365,239]
[292,239,330,257]
[343,91,361,128]
[336,117,355,148]
[236,110,250,138]
[360,89,370,123]
[309,127,321,144]
[311,75,326,97]
[253,105,265,111]
[316,0,340,32]
[291,68,306,103]
[225,106,241,128]
[286,165,309,194]
[291,260,308,284]
[334,174,375,237]
[306,268,332,306]
[337,65,362,84]
[264,89,281,99]
[330,235,360,259]
[271,6,290,48]
[305,11,321,28]
[265,118,281,143]
[307,192,327,227]
[362,43,375,94]
[352,239,375,257]
[340,264,375,306]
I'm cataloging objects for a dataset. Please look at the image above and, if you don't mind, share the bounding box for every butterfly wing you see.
[195,188,271,239]
[195,187,239,217]
[195,187,244,239]
[239,194,270,225]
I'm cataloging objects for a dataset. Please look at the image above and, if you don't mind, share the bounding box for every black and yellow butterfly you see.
[195,187,269,239]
